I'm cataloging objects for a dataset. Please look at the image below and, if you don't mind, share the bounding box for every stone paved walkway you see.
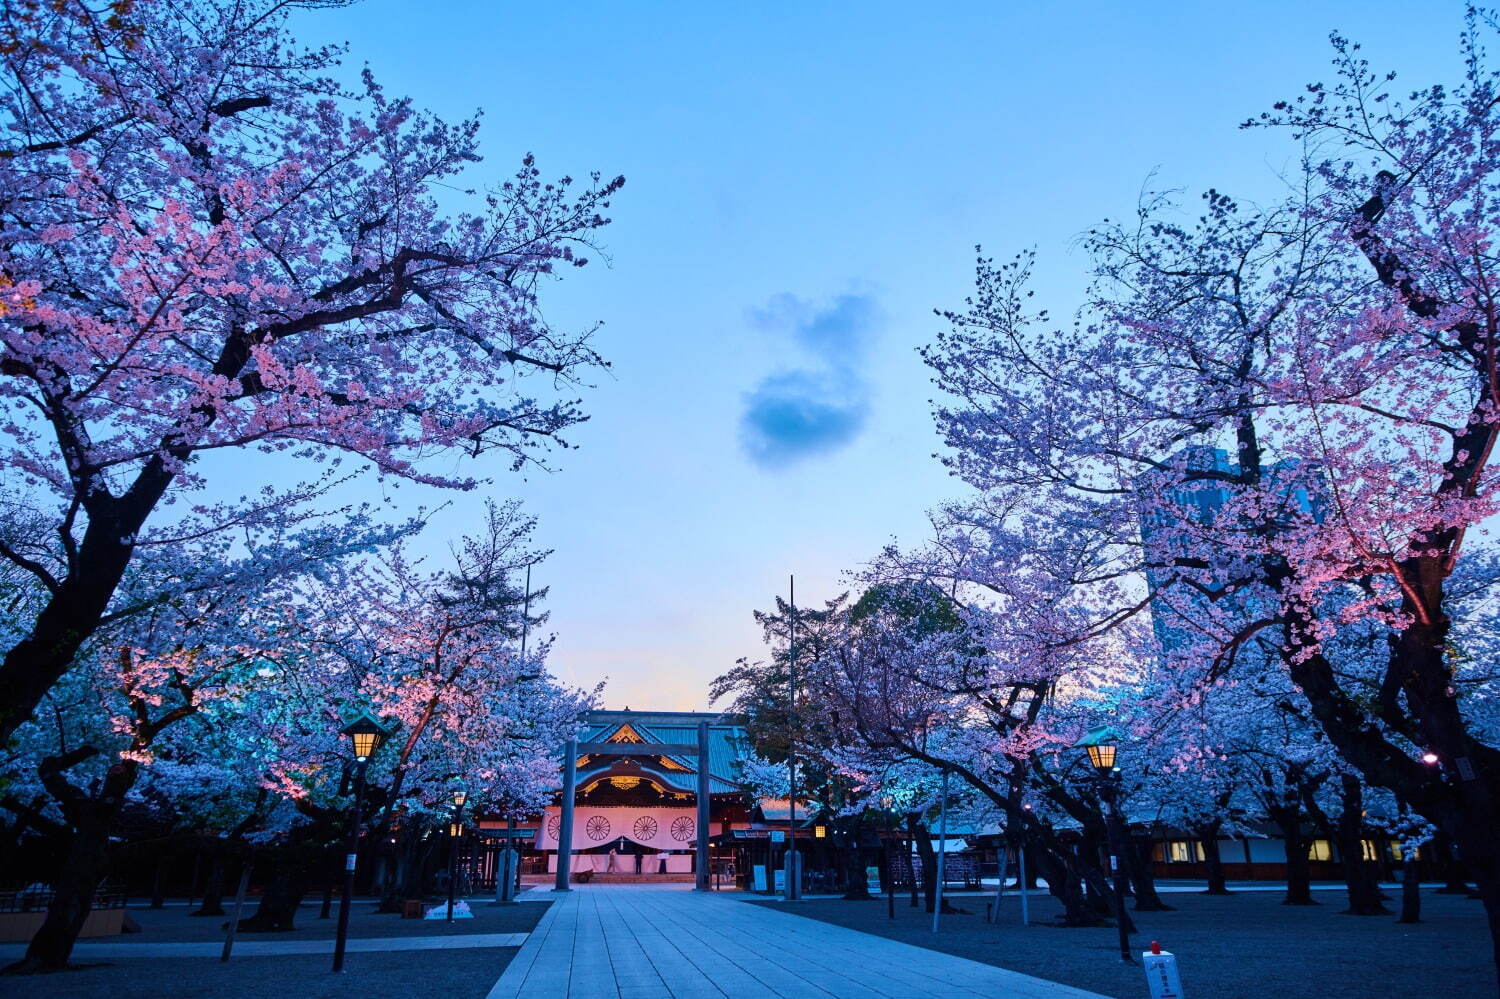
[486,885,1108,999]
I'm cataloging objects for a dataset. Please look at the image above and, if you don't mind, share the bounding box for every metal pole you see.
[786,574,798,900]
[220,856,252,962]
[520,565,532,657]
[553,739,577,891]
[332,759,367,973]
[990,845,1007,923]
[1019,838,1030,925]
[446,805,463,921]
[1102,775,1134,963]
[696,720,711,891]
[932,768,949,933]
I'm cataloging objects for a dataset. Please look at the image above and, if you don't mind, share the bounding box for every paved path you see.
[0,931,528,960]
[486,885,1108,999]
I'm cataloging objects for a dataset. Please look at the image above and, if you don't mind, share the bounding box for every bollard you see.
[1142,940,1184,999]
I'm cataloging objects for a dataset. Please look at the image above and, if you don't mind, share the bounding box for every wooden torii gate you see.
[554,720,713,892]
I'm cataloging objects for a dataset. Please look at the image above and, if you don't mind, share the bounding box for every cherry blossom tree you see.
[921,11,1500,983]
[0,0,622,744]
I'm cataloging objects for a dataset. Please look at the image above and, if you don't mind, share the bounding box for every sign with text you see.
[752,865,767,892]
[1143,949,1184,999]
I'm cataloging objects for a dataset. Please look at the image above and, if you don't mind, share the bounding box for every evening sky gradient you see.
[250,0,1465,709]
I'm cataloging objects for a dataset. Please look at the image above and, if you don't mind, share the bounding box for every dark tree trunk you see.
[1271,807,1316,905]
[1335,776,1388,916]
[1434,833,1473,894]
[1126,835,1173,912]
[1398,848,1422,924]
[908,814,937,914]
[236,861,307,933]
[840,821,871,901]
[1032,832,1111,927]
[191,851,225,916]
[149,853,167,909]
[1195,822,1232,894]
[3,820,110,972]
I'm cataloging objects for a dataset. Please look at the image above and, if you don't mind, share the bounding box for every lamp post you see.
[1076,725,1133,964]
[334,711,391,973]
[446,788,467,922]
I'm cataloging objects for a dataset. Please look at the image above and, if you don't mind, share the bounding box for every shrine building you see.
[529,709,753,883]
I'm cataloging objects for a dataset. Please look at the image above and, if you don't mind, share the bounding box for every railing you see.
[0,886,126,913]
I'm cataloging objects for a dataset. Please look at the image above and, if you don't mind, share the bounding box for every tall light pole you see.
[446,788,468,921]
[1076,725,1133,964]
[931,766,950,933]
[334,711,391,973]
[786,574,800,900]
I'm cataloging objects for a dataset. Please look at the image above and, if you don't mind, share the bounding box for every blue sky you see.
[282,0,1464,709]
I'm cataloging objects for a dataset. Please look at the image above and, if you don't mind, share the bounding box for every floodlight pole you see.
[932,767,949,933]
[786,574,799,900]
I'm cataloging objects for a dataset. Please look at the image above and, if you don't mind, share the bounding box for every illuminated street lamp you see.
[334,711,391,973]
[446,786,469,922]
[1075,725,1133,964]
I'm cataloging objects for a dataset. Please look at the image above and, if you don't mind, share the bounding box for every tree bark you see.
[1270,807,1316,905]
[1398,848,1422,924]
[908,813,938,914]
[1195,821,1232,894]
[236,861,307,933]
[1126,834,1173,911]
[3,819,110,972]
[149,853,167,909]
[1335,776,1388,916]
[840,813,870,901]
[1434,833,1473,894]
[190,850,225,917]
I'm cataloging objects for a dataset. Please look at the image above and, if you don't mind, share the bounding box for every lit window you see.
[1361,840,1382,862]
[1308,839,1333,861]
[1169,841,1192,863]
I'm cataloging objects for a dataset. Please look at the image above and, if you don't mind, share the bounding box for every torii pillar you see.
[695,721,711,891]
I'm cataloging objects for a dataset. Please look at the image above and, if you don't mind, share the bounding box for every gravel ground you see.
[1,947,513,999]
[752,888,1491,999]
[0,895,551,998]
[100,890,551,943]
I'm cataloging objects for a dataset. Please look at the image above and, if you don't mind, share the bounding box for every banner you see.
[535,805,721,851]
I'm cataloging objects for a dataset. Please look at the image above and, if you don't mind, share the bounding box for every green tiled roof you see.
[580,709,750,795]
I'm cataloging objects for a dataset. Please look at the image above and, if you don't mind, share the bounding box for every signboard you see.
[770,830,785,844]
[752,865,768,892]
[866,866,882,895]
[773,869,786,893]
[1143,949,1184,999]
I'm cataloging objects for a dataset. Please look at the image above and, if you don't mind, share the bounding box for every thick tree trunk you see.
[1272,810,1316,905]
[1434,834,1473,894]
[1195,822,1232,894]
[1031,833,1110,927]
[236,862,306,933]
[909,814,938,914]
[1336,776,1388,916]
[4,821,110,972]
[1398,849,1422,924]
[841,839,871,901]
[191,851,225,916]
[1127,835,1173,912]
[149,853,167,909]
